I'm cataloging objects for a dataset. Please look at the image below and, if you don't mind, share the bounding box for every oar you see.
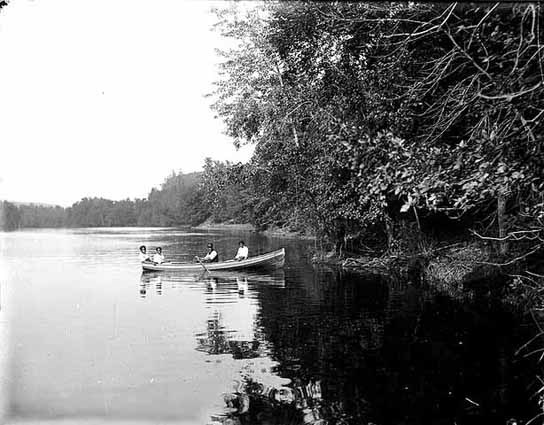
[196,256,211,274]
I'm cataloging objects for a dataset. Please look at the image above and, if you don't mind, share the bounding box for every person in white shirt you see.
[196,243,219,263]
[138,245,151,263]
[152,247,165,264]
[234,240,248,261]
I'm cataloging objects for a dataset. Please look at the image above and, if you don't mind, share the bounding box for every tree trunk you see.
[497,190,508,255]
[291,124,299,148]
[413,205,422,249]
[385,214,394,252]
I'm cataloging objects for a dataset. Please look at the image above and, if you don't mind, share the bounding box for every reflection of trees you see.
[197,274,270,359]
[254,269,538,424]
[196,313,264,359]
[197,272,285,360]
[258,270,389,370]
[196,314,230,355]
[251,270,389,424]
[214,376,326,425]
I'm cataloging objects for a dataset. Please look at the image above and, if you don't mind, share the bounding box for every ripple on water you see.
[1,228,540,425]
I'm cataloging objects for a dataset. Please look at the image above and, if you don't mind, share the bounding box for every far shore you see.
[195,221,316,239]
[195,222,255,231]
[2,223,314,239]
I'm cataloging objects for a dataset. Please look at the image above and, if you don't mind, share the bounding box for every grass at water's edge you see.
[311,242,514,288]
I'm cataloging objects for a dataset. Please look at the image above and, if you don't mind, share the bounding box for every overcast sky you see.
[0,0,254,207]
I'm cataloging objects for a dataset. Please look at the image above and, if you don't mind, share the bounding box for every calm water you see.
[0,228,539,425]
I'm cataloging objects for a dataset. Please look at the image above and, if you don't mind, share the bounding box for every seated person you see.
[138,245,151,263]
[152,247,165,264]
[195,243,219,263]
[234,240,248,261]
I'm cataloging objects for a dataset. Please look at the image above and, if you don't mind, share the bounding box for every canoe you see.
[141,248,285,272]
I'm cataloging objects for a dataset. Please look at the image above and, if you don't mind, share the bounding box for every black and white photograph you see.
[1,1,544,424]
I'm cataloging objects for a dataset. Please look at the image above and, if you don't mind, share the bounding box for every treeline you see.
[201,2,544,254]
[4,2,544,259]
[0,172,209,230]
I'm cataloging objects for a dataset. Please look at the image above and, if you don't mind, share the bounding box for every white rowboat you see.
[142,248,285,272]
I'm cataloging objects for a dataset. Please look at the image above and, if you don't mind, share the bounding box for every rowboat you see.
[141,248,285,272]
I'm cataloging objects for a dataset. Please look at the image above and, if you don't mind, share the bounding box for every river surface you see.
[0,227,540,425]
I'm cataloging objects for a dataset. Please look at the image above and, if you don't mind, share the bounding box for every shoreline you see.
[194,222,256,231]
[194,221,316,239]
[312,241,537,308]
[4,223,315,240]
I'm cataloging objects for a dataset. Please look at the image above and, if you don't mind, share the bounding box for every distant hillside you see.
[8,201,62,208]
[0,170,209,230]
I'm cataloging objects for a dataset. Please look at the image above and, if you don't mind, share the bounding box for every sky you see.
[0,0,254,207]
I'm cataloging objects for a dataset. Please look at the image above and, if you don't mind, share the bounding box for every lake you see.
[0,227,540,425]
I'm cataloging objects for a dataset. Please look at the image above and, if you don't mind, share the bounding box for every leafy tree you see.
[2,171,210,229]
[210,2,544,256]
[200,158,254,224]
[0,201,21,230]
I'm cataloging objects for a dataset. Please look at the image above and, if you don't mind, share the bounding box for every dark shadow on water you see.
[252,270,539,425]
[212,375,327,425]
[139,264,539,425]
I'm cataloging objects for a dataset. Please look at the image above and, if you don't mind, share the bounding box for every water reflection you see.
[141,270,285,361]
[139,272,163,297]
[2,228,540,425]
[254,271,537,425]
[196,312,264,359]
[237,276,248,294]
[212,376,326,425]
[139,270,286,297]
[137,266,539,425]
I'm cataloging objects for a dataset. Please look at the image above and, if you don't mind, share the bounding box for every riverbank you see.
[195,220,255,231]
[196,221,527,298]
[312,240,535,298]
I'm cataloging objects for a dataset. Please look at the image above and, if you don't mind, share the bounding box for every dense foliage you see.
[3,2,544,259]
[206,2,544,254]
[0,172,208,230]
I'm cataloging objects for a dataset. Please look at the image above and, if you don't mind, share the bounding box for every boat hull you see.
[141,248,285,272]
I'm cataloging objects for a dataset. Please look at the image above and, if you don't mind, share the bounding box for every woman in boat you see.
[234,240,248,261]
[196,243,219,263]
[152,247,165,264]
[138,245,152,263]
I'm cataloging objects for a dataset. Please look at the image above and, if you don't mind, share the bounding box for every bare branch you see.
[478,82,543,102]
[467,3,500,50]
[443,27,492,79]
[516,330,544,356]
[387,3,457,39]
[478,245,542,267]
